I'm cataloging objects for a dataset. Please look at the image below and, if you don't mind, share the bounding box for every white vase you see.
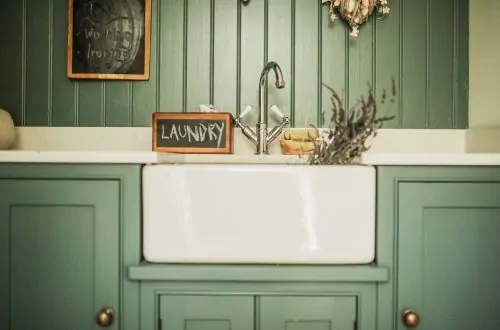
[0,108,16,150]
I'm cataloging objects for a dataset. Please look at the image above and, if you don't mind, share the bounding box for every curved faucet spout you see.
[259,61,285,90]
[256,61,286,155]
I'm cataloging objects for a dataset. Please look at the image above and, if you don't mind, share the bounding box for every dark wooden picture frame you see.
[152,112,234,154]
[67,0,151,80]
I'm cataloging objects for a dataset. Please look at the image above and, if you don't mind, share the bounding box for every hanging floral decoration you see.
[322,0,390,37]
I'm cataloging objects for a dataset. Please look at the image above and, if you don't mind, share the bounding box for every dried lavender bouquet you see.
[307,80,396,165]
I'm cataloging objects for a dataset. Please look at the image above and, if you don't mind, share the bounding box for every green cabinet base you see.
[5,164,500,330]
[160,295,255,330]
[0,164,141,330]
[377,167,500,330]
[159,294,357,330]
[137,280,380,330]
[129,263,389,330]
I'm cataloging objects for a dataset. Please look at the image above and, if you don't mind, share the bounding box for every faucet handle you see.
[233,105,258,145]
[238,105,254,119]
[270,105,286,120]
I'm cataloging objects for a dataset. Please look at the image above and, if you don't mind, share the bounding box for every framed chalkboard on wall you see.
[67,0,151,80]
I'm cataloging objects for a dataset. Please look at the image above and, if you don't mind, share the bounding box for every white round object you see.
[0,109,16,150]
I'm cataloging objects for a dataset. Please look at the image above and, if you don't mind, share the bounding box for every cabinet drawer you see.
[157,293,358,330]
[260,296,357,330]
[159,295,254,330]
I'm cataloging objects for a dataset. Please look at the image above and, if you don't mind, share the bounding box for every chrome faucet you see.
[234,61,290,154]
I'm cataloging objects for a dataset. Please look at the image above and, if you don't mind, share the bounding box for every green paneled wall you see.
[0,0,468,128]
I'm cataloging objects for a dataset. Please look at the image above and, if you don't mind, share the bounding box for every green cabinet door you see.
[259,296,357,330]
[397,181,500,330]
[159,295,255,330]
[0,178,120,330]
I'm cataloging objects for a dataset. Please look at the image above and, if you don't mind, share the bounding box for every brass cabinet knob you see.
[96,308,114,327]
[402,309,420,328]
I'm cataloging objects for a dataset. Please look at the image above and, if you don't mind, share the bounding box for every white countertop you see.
[1,126,500,166]
[1,150,500,166]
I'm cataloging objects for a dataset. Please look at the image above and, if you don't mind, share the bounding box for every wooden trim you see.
[152,112,234,154]
[127,263,390,282]
[66,0,152,80]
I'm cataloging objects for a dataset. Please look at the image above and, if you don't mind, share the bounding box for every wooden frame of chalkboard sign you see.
[67,0,152,80]
[152,113,234,154]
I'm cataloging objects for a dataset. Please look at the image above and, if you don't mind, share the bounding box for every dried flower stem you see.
[307,79,396,165]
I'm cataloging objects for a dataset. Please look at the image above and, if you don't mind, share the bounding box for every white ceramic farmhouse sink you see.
[142,164,376,264]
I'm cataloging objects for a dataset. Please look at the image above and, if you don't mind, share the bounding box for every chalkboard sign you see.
[67,0,151,80]
[152,113,234,154]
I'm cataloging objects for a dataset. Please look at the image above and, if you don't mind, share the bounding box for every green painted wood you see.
[0,164,142,330]
[0,0,468,129]
[160,295,255,330]
[400,0,427,128]
[239,0,264,126]
[376,166,500,330]
[25,0,51,125]
[347,19,374,115]
[140,281,377,330]
[159,0,184,114]
[455,0,469,127]
[131,0,158,126]
[128,263,389,282]
[321,4,347,128]
[0,179,119,329]
[260,296,357,330]
[429,0,455,128]
[293,1,321,127]
[52,0,78,126]
[267,0,292,126]
[106,82,132,126]
[0,0,24,125]
[398,182,500,329]
[78,81,104,126]
[213,0,238,114]
[374,0,399,127]
[185,0,211,112]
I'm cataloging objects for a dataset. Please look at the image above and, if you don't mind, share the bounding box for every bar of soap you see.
[280,139,316,155]
[0,109,16,150]
[282,129,319,141]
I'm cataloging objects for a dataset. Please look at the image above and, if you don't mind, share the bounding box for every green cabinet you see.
[157,293,359,330]
[377,167,500,330]
[131,264,387,330]
[260,296,357,330]
[5,163,500,330]
[158,294,358,330]
[0,164,141,330]
[159,295,255,330]
[0,179,119,330]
